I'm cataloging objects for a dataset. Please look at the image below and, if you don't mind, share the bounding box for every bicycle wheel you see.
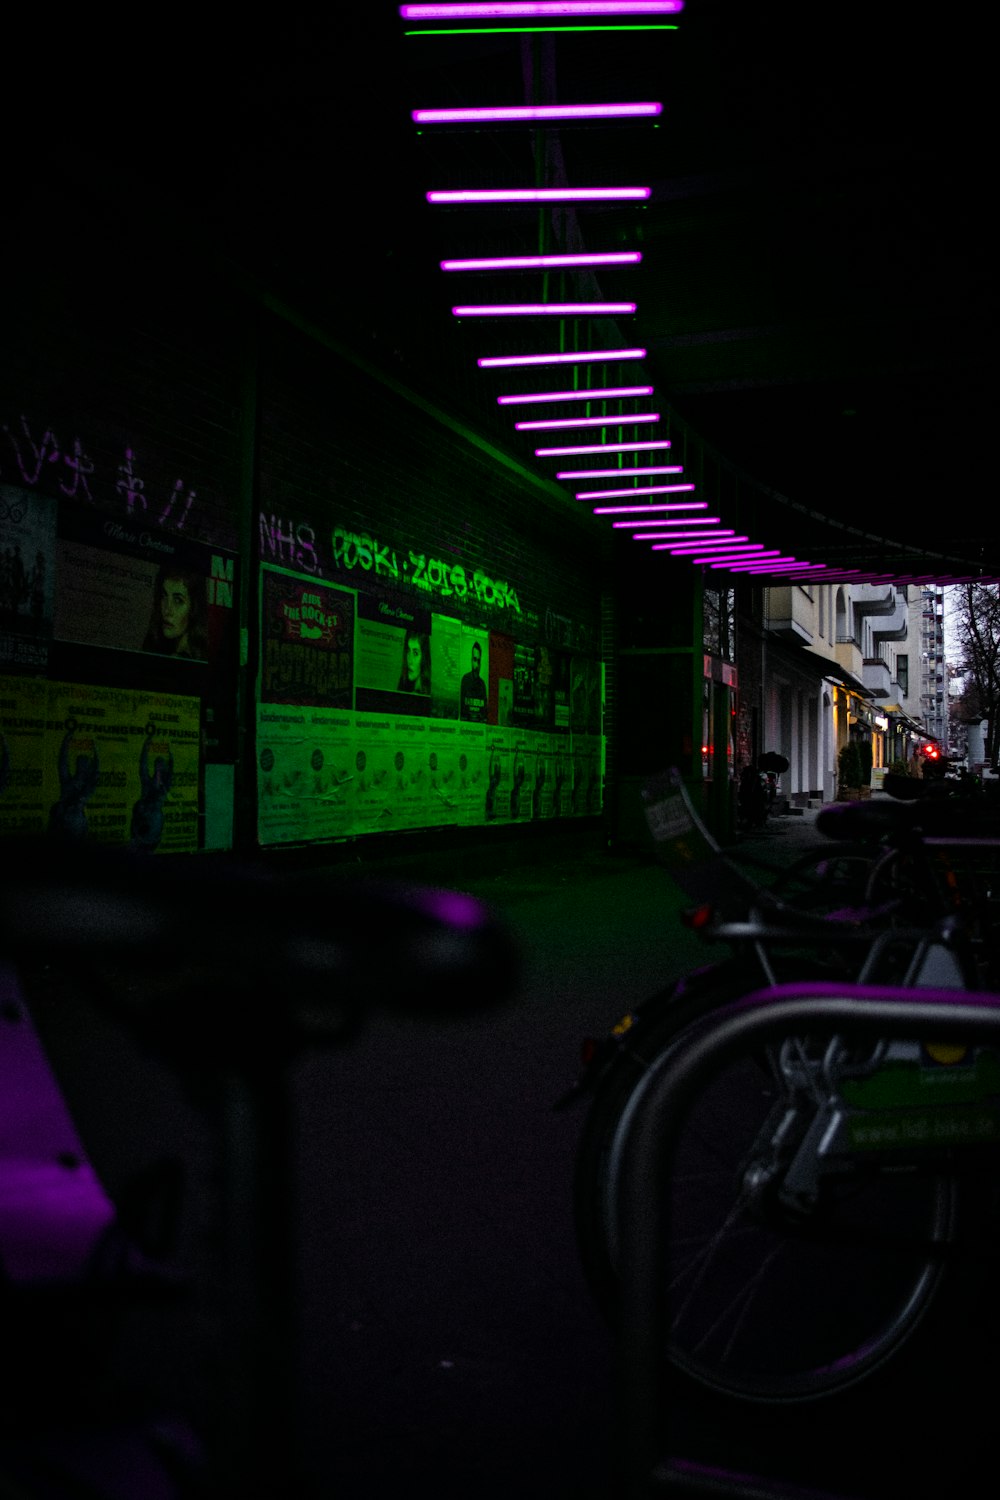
[573,990,956,1402]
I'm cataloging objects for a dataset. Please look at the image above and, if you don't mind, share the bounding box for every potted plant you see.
[838,741,863,800]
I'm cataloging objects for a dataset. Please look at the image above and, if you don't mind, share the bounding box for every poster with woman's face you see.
[52,507,233,661]
[353,591,434,716]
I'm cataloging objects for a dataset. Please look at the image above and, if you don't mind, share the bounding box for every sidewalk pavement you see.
[17,792,991,1500]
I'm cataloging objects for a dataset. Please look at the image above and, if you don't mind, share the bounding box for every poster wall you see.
[256,563,603,847]
[0,674,201,851]
[0,486,56,672]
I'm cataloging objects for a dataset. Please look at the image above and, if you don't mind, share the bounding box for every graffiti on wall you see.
[255,562,603,846]
[2,412,202,532]
[258,513,321,575]
[259,512,521,617]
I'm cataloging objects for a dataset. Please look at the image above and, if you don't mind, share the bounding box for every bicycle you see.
[0,835,519,1498]
[562,770,1000,1404]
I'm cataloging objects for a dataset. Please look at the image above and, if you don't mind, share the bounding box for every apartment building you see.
[754,581,917,804]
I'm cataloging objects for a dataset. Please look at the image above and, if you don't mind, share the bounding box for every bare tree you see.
[953,583,1000,767]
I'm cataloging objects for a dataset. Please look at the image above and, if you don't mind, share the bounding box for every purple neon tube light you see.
[515,412,659,430]
[641,534,743,546]
[651,537,748,551]
[557,463,681,478]
[450,252,641,273]
[671,544,766,558]
[415,103,662,124]
[638,534,740,546]
[401,4,684,18]
[455,302,636,316]
[535,439,670,455]
[591,502,706,514]
[701,545,773,557]
[429,187,650,204]
[611,516,719,527]
[648,533,746,547]
[576,482,695,500]
[479,346,645,368]
[721,556,798,571]
[680,541,766,554]
[499,384,652,405]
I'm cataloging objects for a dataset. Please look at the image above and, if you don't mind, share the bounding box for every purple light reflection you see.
[411,887,492,929]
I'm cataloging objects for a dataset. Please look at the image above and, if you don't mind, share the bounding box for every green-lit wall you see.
[2,232,609,855]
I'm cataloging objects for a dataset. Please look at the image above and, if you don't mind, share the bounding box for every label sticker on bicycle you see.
[644,794,695,844]
[848,1105,1000,1151]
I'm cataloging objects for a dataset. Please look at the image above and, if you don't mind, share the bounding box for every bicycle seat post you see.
[211,1055,304,1499]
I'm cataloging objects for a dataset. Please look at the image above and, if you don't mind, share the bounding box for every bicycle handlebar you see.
[0,837,521,1044]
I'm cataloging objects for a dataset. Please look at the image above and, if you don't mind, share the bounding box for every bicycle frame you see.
[614,981,1000,1500]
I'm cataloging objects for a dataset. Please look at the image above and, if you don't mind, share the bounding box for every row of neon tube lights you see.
[402,3,975,583]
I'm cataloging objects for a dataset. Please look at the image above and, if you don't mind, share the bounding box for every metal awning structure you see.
[11,4,997,581]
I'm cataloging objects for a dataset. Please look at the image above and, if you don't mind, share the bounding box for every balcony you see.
[767,585,815,645]
[862,657,892,698]
[852,584,900,619]
[835,633,865,683]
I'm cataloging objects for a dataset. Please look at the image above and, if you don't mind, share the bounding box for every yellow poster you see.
[0,675,48,837]
[0,675,200,852]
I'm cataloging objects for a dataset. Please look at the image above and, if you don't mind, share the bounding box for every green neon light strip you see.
[405,23,679,33]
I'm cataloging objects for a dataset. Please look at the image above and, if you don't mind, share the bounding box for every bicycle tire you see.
[573,977,957,1402]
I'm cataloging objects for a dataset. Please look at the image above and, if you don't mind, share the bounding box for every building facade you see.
[740,580,932,810]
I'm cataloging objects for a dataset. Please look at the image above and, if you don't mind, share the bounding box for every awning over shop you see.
[764,636,875,699]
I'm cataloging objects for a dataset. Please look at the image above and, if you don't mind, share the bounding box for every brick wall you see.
[2,220,610,856]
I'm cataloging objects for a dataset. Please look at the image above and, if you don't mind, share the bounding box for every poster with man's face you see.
[460,628,488,722]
